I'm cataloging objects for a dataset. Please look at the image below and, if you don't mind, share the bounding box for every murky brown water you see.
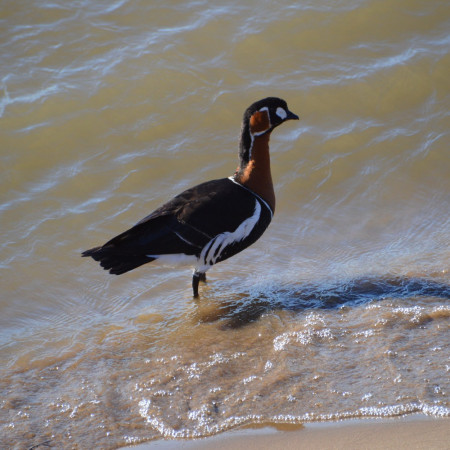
[1,0,449,448]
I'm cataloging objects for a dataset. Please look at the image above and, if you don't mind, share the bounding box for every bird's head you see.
[239,97,299,165]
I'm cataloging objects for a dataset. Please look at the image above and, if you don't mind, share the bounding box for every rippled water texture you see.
[1,0,449,448]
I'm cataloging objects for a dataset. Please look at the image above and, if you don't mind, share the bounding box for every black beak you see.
[286,110,299,120]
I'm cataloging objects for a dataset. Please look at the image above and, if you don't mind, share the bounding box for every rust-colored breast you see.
[237,132,275,212]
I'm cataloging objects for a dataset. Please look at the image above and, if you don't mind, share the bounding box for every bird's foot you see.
[192,272,207,297]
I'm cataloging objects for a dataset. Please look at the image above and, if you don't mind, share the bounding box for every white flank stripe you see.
[197,200,261,272]
[146,253,197,266]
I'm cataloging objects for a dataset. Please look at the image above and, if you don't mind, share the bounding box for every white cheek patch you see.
[276,107,287,120]
[146,253,197,266]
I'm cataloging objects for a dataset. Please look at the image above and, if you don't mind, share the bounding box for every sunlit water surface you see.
[1,0,449,448]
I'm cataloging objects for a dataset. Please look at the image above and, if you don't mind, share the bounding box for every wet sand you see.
[128,416,450,449]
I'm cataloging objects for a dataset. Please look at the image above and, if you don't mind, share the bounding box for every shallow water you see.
[1,0,449,448]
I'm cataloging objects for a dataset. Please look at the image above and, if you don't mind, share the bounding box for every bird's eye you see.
[276,107,287,120]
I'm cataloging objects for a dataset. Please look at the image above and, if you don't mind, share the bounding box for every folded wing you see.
[81,178,263,275]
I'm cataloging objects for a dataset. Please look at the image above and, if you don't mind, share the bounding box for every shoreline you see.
[126,415,450,449]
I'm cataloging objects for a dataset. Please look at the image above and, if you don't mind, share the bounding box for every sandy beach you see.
[128,416,450,449]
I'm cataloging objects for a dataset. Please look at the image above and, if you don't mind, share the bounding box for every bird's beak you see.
[286,110,300,121]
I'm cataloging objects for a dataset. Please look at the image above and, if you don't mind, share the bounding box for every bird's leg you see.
[192,272,200,298]
[192,271,206,297]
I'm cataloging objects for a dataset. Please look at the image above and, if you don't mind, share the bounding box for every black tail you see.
[81,246,155,275]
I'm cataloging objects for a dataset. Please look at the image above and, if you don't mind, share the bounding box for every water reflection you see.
[195,276,450,328]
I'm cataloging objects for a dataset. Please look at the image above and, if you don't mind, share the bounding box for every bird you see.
[82,97,299,297]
